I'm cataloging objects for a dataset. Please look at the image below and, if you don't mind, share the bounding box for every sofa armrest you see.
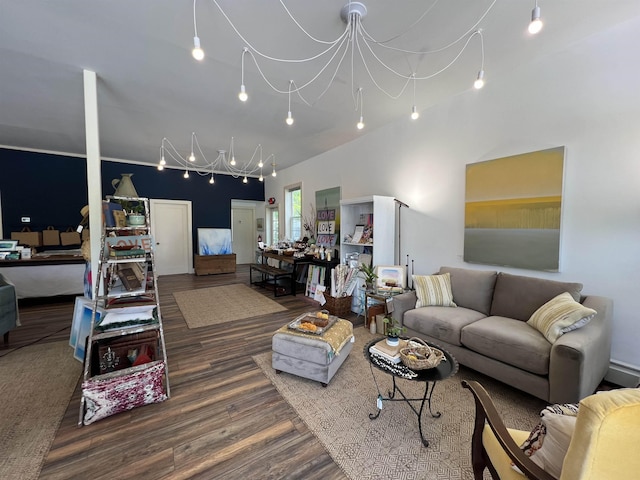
[389,291,417,326]
[0,282,19,336]
[549,295,613,403]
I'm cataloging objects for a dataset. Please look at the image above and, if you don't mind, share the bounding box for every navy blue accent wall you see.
[0,148,264,249]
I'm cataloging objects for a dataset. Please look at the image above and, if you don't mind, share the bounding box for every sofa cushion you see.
[490,273,583,322]
[439,266,497,315]
[527,292,597,343]
[413,273,457,308]
[461,316,551,374]
[403,306,485,346]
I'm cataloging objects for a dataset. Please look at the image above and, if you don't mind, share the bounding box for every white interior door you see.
[231,207,254,264]
[150,199,192,276]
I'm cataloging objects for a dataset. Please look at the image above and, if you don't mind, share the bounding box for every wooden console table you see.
[194,254,236,275]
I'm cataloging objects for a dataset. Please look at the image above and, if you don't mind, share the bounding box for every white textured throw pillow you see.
[413,273,457,308]
[527,292,596,343]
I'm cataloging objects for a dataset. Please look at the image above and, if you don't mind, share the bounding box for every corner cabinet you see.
[78,196,170,426]
[340,195,396,313]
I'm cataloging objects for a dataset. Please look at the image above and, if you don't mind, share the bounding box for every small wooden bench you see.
[249,263,295,297]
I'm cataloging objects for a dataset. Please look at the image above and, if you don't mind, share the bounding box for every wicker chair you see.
[462,379,640,480]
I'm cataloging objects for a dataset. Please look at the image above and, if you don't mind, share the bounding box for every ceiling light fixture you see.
[158,134,275,184]
[356,88,364,130]
[410,74,419,120]
[528,1,543,35]
[189,0,539,124]
[191,0,205,60]
[285,80,294,126]
[474,29,486,89]
[238,48,249,102]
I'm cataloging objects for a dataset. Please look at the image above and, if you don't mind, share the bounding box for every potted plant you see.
[383,315,406,347]
[359,263,378,292]
[119,200,145,226]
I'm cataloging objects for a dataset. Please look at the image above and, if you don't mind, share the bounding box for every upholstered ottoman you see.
[272,319,354,387]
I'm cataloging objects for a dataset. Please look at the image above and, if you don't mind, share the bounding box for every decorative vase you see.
[112,173,139,198]
[386,336,399,347]
[126,214,145,226]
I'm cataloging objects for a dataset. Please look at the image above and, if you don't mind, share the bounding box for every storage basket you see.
[400,337,445,370]
[323,294,352,317]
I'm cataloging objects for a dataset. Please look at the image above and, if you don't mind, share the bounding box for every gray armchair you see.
[0,273,18,344]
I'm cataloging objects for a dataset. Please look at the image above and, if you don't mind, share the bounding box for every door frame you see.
[231,199,264,264]
[150,198,193,275]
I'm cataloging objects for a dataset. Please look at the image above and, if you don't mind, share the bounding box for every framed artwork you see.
[198,228,232,255]
[70,296,104,362]
[375,265,405,292]
[315,186,341,247]
[464,146,565,271]
[256,218,264,231]
[0,239,18,251]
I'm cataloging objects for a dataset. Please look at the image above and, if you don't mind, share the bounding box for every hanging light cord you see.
[159,135,272,179]
[200,0,496,106]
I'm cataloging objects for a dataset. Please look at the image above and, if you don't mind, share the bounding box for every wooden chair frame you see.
[461,380,555,480]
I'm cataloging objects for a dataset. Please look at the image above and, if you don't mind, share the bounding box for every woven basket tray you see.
[400,337,444,370]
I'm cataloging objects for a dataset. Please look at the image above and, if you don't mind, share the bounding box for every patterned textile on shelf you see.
[82,361,167,424]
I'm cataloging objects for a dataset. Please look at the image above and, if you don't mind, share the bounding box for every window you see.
[266,206,279,245]
[284,183,302,241]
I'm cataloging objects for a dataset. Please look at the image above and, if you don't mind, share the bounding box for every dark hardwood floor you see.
[4,265,361,479]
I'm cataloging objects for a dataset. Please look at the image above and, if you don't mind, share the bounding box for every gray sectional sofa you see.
[391,266,613,403]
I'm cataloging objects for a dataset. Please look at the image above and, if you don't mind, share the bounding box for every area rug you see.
[173,283,288,328]
[0,341,82,480]
[253,331,547,480]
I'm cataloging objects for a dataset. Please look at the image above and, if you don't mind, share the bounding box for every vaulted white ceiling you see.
[1,1,638,172]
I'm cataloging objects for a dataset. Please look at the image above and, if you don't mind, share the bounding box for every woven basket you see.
[400,337,444,370]
[323,294,352,317]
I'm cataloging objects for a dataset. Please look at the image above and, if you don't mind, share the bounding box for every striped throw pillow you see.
[413,273,457,308]
[527,292,596,343]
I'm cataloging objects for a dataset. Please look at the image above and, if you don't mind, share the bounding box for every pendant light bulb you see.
[159,156,166,166]
[474,70,485,89]
[238,84,248,102]
[357,116,365,130]
[157,164,164,171]
[285,111,294,126]
[411,105,420,120]
[230,155,236,166]
[242,176,248,184]
[259,174,264,182]
[183,171,189,179]
[188,152,195,162]
[209,176,214,184]
[528,5,543,34]
[272,169,277,177]
[258,160,263,168]
[192,36,204,61]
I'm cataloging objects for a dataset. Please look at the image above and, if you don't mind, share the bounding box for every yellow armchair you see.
[462,380,640,480]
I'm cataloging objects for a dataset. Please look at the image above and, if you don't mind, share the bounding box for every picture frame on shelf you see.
[351,225,364,244]
[0,239,18,251]
[375,265,405,293]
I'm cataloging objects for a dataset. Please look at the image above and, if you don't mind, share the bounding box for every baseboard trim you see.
[605,361,640,388]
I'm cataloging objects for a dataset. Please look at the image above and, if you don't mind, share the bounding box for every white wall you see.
[266,17,640,370]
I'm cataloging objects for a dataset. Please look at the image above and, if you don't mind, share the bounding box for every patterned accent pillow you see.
[513,403,579,477]
[412,273,457,308]
[82,361,167,425]
[527,292,596,343]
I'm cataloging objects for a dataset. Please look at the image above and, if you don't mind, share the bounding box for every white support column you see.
[83,69,102,298]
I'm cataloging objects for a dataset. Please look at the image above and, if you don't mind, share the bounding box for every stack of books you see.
[369,338,407,364]
[109,247,145,259]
